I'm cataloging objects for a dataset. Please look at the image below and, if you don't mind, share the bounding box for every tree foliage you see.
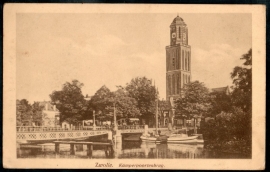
[87,85,141,121]
[105,87,141,119]
[231,49,252,111]
[125,77,158,118]
[202,49,252,155]
[16,99,44,126]
[32,102,44,126]
[86,85,112,120]
[50,80,86,124]
[175,81,212,119]
[209,91,232,117]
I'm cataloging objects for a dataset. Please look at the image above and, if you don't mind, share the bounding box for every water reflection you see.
[119,141,204,159]
[17,141,250,159]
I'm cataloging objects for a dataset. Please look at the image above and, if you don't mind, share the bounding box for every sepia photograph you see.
[3,4,265,169]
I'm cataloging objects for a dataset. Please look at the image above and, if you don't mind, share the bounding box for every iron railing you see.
[16,125,145,132]
[118,125,144,130]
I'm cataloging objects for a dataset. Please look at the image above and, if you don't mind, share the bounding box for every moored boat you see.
[167,134,198,143]
[140,134,168,143]
[140,128,204,144]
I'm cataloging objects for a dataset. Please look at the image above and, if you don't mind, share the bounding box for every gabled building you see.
[211,86,231,95]
[158,100,172,128]
[39,101,60,127]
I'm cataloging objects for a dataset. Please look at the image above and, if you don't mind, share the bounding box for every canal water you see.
[17,135,250,159]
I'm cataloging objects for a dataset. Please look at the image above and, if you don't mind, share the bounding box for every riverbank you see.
[204,140,251,157]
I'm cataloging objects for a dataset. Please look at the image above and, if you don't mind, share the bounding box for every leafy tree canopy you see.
[50,80,86,124]
[175,81,212,119]
[231,48,252,112]
[125,77,158,117]
[16,99,44,126]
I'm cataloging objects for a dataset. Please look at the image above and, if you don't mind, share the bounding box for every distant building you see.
[158,100,172,127]
[211,86,231,95]
[39,101,60,127]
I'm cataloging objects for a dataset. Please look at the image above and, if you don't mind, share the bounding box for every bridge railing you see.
[118,125,144,130]
[17,125,145,132]
[16,126,96,132]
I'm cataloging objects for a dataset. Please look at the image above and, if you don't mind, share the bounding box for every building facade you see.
[166,15,191,101]
[39,101,60,127]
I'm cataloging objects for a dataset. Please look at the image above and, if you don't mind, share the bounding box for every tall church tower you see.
[166,15,191,101]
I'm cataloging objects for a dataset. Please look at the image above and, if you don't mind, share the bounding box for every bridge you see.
[16,125,169,142]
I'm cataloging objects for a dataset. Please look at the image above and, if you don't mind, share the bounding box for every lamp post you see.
[113,102,117,131]
[93,110,96,130]
[84,95,97,130]
[155,99,158,135]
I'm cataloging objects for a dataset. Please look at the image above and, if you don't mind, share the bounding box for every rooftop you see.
[171,15,186,26]
[211,86,230,94]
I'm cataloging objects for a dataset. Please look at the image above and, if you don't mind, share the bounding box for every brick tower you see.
[166,15,191,102]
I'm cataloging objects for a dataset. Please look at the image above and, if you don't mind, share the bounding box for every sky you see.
[16,13,251,103]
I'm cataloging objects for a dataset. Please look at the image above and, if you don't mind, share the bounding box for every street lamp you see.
[84,95,96,131]
[113,102,117,131]
[93,110,96,130]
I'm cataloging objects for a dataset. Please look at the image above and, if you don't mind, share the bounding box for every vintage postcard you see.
[3,4,265,170]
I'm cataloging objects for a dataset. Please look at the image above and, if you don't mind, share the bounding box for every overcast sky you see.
[16,13,251,103]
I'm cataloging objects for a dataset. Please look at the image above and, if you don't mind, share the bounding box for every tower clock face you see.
[172,33,176,38]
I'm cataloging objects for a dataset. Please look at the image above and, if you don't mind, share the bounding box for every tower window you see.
[187,52,189,71]
[172,74,175,94]
[182,50,184,69]
[179,27,181,38]
[177,74,179,94]
[185,57,187,71]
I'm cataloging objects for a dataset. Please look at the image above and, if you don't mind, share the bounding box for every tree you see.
[88,85,111,112]
[86,85,141,125]
[125,77,158,124]
[202,49,252,156]
[231,49,252,112]
[106,87,141,119]
[16,99,33,126]
[85,85,113,122]
[175,81,212,120]
[50,80,86,124]
[210,91,232,117]
[32,102,44,126]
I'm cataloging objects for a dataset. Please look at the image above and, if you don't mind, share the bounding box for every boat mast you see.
[155,87,158,135]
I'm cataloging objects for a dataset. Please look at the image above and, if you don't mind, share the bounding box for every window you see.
[184,57,186,71]
[177,74,179,94]
[179,27,181,38]
[172,74,175,94]
[178,50,180,69]
[182,50,184,69]
[187,52,189,71]
[176,50,178,69]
